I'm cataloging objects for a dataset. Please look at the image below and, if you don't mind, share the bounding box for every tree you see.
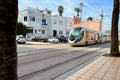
[110,0,119,56]
[74,7,81,17]
[87,17,93,21]
[17,22,26,36]
[58,5,64,16]
[0,0,18,80]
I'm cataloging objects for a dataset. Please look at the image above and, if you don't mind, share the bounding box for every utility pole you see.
[80,3,84,21]
[100,10,104,32]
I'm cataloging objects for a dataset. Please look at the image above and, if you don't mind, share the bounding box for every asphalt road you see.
[17,42,110,80]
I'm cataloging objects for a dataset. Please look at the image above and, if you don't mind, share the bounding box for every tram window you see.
[98,33,102,39]
[70,28,81,36]
[77,31,84,40]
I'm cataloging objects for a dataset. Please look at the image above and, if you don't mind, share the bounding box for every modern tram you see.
[68,27,110,46]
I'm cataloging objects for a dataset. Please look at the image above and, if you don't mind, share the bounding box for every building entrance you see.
[53,30,57,36]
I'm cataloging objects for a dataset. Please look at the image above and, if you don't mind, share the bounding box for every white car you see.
[16,35,26,44]
[48,37,59,43]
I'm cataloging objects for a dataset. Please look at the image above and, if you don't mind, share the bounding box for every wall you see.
[51,15,66,37]
[71,16,101,31]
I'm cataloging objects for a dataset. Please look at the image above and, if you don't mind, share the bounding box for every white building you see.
[18,7,72,40]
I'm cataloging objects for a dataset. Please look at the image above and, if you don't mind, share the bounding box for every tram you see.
[68,27,110,46]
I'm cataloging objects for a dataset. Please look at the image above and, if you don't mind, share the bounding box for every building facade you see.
[18,7,72,40]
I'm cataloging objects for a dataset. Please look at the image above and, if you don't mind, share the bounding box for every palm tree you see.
[58,5,64,16]
[87,17,93,21]
[0,0,18,80]
[74,7,81,17]
[110,0,119,56]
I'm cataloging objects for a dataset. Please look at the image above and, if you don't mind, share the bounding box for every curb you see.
[26,41,51,45]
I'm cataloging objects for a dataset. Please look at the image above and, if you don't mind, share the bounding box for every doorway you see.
[53,30,57,37]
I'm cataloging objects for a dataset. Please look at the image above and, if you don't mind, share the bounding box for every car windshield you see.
[19,36,25,39]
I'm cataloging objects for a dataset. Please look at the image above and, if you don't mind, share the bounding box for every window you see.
[35,29,37,33]
[41,30,45,34]
[32,17,35,21]
[77,31,84,41]
[42,14,47,25]
[53,19,57,24]
[98,33,102,39]
[24,16,27,21]
[42,19,47,25]
[59,31,63,35]
[59,21,63,25]
[29,16,35,21]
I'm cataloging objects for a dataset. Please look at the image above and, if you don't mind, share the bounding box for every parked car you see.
[41,38,48,42]
[32,36,41,41]
[57,36,68,43]
[16,35,26,44]
[48,37,59,43]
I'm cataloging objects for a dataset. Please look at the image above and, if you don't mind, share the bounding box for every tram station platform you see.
[55,56,120,80]
[54,56,120,80]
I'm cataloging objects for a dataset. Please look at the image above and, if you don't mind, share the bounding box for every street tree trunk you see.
[0,0,18,80]
[110,0,119,56]
[59,12,62,16]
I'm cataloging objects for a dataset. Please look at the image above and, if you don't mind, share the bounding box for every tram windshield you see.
[69,28,82,41]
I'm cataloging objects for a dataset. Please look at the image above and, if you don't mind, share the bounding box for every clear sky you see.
[18,0,114,31]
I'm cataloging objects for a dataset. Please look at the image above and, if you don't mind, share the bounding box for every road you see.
[17,42,110,80]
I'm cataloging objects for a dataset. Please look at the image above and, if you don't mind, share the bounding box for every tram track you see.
[18,43,108,66]
[18,43,107,56]
[18,44,110,80]
[18,43,69,56]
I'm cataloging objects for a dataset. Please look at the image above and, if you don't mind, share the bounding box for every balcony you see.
[41,26,47,30]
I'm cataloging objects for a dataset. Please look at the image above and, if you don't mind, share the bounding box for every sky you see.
[18,0,114,31]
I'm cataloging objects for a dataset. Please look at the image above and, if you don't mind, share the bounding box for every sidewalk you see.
[64,56,120,80]
[26,41,51,45]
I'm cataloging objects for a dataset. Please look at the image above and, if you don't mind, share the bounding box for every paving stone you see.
[102,76,114,80]
[65,76,78,80]
[90,76,102,80]
[64,57,120,80]
[77,78,86,80]
[72,72,83,77]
